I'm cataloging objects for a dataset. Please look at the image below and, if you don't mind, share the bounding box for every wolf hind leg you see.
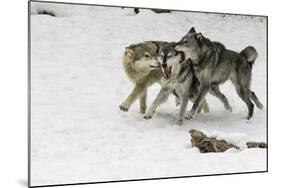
[240,87,254,120]
[191,99,209,114]
[139,88,147,114]
[186,84,209,119]
[189,96,209,114]
[233,68,255,119]
[250,90,263,110]
[233,82,254,120]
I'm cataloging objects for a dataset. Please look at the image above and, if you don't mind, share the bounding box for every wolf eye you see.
[144,54,150,58]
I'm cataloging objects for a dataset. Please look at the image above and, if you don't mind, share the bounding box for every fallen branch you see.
[189,129,267,153]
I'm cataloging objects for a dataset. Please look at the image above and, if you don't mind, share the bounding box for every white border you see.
[1,0,280,188]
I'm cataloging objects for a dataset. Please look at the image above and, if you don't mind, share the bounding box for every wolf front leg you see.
[144,87,172,119]
[185,83,210,119]
[177,81,192,125]
[119,84,146,112]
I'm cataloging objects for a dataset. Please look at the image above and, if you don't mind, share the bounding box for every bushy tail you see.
[240,46,258,67]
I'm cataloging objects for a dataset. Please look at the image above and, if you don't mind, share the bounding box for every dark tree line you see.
[34,7,172,17]
[134,8,171,14]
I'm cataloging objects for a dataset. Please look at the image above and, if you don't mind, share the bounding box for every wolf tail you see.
[240,46,258,67]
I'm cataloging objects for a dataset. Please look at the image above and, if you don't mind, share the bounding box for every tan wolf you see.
[119,41,167,114]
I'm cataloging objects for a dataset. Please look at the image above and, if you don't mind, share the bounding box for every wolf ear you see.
[195,33,203,41]
[125,47,134,57]
[189,27,196,33]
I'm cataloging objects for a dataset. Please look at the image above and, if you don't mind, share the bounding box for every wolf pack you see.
[119,27,263,125]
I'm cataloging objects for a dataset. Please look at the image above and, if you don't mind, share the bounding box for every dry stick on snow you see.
[189,129,267,153]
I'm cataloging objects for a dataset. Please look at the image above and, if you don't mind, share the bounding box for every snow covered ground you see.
[30,2,267,186]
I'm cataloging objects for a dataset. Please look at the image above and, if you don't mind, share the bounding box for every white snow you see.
[30,2,267,186]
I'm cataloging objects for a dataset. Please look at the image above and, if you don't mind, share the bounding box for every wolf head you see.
[174,27,207,66]
[158,42,192,79]
[124,43,160,74]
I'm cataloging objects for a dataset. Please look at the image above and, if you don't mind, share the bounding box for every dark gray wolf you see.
[174,27,263,120]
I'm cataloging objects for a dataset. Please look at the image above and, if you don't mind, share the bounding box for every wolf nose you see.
[162,63,167,68]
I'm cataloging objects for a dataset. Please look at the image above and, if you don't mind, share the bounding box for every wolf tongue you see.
[164,67,171,77]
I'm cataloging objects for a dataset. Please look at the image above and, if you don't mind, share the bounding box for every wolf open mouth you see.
[164,66,172,78]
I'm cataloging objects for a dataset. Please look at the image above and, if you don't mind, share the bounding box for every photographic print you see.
[29,1,268,187]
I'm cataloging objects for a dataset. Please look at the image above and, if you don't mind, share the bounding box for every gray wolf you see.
[174,27,263,120]
[143,42,210,125]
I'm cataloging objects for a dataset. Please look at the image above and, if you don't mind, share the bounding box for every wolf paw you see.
[227,106,233,112]
[185,112,194,120]
[257,103,263,110]
[246,116,252,121]
[143,114,152,119]
[119,104,128,112]
[144,109,155,119]
[176,119,183,126]
[184,115,193,120]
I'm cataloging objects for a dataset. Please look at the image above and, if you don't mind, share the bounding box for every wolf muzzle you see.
[160,62,170,79]
[161,49,190,79]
